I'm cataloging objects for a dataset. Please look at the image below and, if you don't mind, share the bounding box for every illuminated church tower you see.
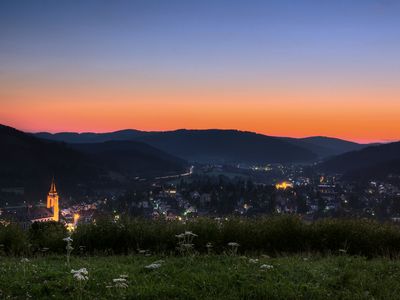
[47,178,59,222]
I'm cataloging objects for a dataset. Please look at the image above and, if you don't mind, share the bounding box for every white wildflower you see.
[206,242,213,254]
[260,264,274,270]
[176,231,197,255]
[21,257,30,278]
[75,268,88,275]
[115,281,128,288]
[73,273,89,281]
[249,258,259,264]
[227,242,240,255]
[63,237,73,243]
[71,268,89,281]
[153,260,164,264]
[184,231,198,237]
[64,236,74,267]
[144,263,162,270]
[111,275,129,289]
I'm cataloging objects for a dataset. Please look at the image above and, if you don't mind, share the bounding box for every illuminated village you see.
[1,158,400,236]
[1,160,400,231]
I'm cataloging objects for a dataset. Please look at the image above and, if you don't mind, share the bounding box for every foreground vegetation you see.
[1,255,400,299]
[2,217,400,299]
[2,216,400,257]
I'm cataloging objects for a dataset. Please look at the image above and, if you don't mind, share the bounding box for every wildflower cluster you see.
[246,257,274,270]
[71,268,89,300]
[144,260,164,270]
[260,264,274,270]
[176,231,198,255]
[112,275,129,288]
[40,247,49,254]
[71,268,89,281]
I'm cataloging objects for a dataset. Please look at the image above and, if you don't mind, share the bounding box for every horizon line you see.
[19,125,398,145]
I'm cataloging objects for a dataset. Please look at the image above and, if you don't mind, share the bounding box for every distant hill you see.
[135,129,317,164]
[0,124,102,198]
[35,129,148,143]
[70,141,186,176]
[0,124,187,199]
[282,136,369,158]
[34,129,371,162]
[344,158,400,181]
[319,141,400,180]
[35,129,318,164]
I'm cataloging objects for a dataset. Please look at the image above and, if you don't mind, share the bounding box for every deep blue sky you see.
[2,0,400,83]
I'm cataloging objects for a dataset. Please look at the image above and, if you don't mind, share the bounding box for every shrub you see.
[2,216,400,257]
[71,216,400,257]
[0,223,27,255]
[29,221,67,254]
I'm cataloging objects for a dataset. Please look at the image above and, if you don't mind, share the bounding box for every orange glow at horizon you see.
[2,0,400,145]
[1,82,400,143]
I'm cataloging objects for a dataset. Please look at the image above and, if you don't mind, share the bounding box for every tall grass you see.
[1,216,400,257]
[3,255,400,299]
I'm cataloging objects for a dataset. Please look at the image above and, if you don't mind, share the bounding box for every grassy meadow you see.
[2,216,400,299]
[1,254,400,299]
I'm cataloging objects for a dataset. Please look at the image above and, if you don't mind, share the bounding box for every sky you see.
[1,0,400,143]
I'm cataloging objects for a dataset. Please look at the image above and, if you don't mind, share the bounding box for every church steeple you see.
[49,177,57,194]
[47,177,59,222]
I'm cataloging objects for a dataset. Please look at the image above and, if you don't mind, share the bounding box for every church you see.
[22,178,60,224]
[0,179,60,227]
[46,178,59,222]
[26,178,60,223]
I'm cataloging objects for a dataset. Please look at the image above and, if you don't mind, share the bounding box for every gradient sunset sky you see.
[1,0,399,142]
